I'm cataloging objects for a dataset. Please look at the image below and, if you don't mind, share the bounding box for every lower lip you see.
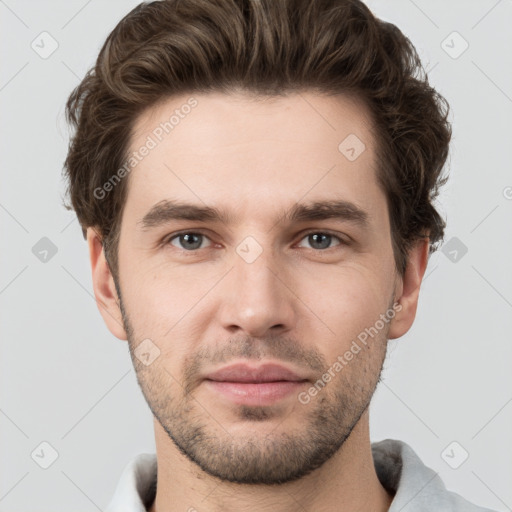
[204,380,307,406]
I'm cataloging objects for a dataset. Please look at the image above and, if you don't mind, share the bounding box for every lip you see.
[203,363,309,406]
[204,363,308,383]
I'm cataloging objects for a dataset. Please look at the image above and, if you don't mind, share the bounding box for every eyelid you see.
[295,229,349,248]
[162,228,350,251]
[162,229,215,248]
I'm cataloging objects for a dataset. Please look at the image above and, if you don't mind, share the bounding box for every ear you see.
[388,237,430,340]
[86,227,128,341]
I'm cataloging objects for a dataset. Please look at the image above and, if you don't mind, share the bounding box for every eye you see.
[167,232,212,251]
[163,230,347,253]
[296,231,345,250]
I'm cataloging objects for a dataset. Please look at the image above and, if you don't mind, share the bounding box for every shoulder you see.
[105,453,157,512]
[371,439,497,512]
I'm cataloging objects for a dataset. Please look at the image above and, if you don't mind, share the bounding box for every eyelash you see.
[161,229,349,253]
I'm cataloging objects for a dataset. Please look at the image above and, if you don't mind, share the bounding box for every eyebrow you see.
[138,198,370,231]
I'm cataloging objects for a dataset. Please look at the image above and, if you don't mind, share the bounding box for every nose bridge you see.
[218,234,295,336]
[234,236,279,290]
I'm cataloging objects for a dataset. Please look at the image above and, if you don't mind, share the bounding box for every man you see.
[62,0,496,510]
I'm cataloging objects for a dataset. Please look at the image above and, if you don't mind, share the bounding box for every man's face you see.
[114,91,400,484]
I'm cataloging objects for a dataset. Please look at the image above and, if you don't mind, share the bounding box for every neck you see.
[148,410,394,512]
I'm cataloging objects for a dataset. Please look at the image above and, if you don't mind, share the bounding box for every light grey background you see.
[1,0,511,510]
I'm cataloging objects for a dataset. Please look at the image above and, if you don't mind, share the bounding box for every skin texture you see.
[87,91,429,512]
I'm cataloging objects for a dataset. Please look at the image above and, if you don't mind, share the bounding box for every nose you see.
[218,243,297,338]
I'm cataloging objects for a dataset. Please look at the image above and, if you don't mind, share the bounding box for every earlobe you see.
[86,227,128,341]
[388,237,430,340]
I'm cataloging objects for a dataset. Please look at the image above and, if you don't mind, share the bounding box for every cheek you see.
[120,265,220,356]
[123,259,205,311]
[299,263,390,340]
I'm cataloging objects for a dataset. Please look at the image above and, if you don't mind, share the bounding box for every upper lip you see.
[205,363,308,383]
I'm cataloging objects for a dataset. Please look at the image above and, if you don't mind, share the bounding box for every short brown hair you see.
[63,0,451,279]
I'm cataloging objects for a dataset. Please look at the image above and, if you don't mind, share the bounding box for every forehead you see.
[123,91,384,229]
[132,90,376,159]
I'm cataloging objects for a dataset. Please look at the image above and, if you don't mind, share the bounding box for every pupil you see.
[182,234,201,250]
[311,233,330,249]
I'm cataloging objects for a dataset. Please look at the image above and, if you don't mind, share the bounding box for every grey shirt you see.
[105,439,497,511]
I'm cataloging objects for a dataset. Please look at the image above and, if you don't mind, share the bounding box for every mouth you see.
[203,362,309,406]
